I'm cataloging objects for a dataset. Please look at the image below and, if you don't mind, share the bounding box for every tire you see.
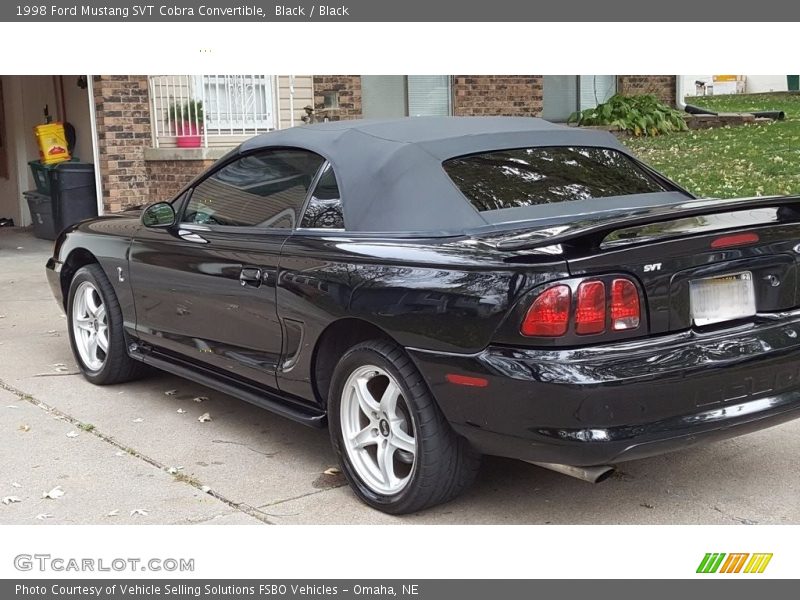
[328,339,481,514]
[66,264,144,385]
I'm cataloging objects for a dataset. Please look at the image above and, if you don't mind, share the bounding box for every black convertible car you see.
[46,117,800,513]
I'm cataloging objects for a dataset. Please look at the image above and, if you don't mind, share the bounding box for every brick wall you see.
[313,75,362,120]
[145,159,215,202]
[453,76,543,117]
[94,75,215,210]
[617,75,677,107]
[92,75,151,212]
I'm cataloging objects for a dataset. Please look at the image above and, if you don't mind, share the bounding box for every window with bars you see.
[149,75,277,148]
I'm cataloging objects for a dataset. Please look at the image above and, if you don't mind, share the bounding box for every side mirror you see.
[141,202,176,228]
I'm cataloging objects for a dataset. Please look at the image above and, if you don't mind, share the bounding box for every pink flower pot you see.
[176,122,202,148]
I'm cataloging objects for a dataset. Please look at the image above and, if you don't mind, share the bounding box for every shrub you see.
[568,94,688,136]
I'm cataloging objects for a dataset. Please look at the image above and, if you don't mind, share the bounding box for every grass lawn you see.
[623,93,800,199]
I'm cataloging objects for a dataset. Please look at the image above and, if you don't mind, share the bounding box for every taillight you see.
[520,284,570,337]
[611,278,640,330]
[575,281,606,335]
[521,277,642,338]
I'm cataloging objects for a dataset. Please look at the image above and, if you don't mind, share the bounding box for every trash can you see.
[50,162,98,234]
[28,158,80,195]
[788,76,800,92]
[24,161,98,240]
[24,190,57,240]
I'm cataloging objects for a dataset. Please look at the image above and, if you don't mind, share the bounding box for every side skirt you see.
[129,348,327,429]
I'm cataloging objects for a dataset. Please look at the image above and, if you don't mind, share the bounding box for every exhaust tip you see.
[593,466,615,484]
[528,461,616,484]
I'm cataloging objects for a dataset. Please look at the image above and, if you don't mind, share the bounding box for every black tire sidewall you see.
[66,265,120,383]
[329,345,428,513]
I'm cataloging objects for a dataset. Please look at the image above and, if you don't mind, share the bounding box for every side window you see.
[183,149,324,229]
[300,163,345,229]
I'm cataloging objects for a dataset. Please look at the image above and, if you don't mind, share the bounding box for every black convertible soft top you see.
[237,117,637,234]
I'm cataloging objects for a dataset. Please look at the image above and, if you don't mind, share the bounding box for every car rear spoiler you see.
[488,195,800,251]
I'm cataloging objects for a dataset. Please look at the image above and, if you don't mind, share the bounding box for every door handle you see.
[239,267,263,288]
[177,228,208,244]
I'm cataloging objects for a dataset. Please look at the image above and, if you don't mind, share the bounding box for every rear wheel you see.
[67,264,144,385]
[329,339,481,514]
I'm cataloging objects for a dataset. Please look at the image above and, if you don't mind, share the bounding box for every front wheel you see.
[67,264,144,385]
[329,339,481,514]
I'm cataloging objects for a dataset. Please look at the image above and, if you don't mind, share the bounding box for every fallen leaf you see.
[19,424,30,432]
[130,509,148,517]
[66,431,79,438]
[132,418,143,423]
[42,486,65,500]
[35,514,53,521]
[176,408,187,414]
[2,496,21,505]
[323,467,341,476]
[192,396,208,403]
[198,413,212,423]
[106,509,120,517]
[164,389,178,396]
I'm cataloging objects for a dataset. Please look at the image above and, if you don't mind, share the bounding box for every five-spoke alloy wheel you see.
[340,365,417,495]
[329,339,481,514]
[67,264,144,385]
[71,281,109,372]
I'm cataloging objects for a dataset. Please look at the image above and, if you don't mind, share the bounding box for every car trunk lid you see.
[482,194,800,335]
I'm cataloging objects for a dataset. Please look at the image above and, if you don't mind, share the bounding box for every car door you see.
[128,148,326,389]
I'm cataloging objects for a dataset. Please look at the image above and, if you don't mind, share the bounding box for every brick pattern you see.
[453,76,543,117]
[146,159,215,202]
[617,76,677,107]
[92,75,151,212]
[313,75,362,120]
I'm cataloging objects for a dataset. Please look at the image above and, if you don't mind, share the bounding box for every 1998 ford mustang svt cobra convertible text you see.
[46,117,800,513]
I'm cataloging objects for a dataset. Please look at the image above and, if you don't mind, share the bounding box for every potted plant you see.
[168,99,203,148]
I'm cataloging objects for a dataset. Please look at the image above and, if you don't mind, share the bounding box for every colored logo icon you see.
[697,553,773,574]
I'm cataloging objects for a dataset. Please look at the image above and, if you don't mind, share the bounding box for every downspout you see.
[675,74,686,110]
[289,75,295,127]
[86,75,104,216]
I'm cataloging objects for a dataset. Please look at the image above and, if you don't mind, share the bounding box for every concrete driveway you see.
[2,228,800,525]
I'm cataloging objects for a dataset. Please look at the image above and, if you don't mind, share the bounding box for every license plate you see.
[689,271,756,326]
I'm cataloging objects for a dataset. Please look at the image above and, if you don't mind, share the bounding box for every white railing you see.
[149,75,277,148]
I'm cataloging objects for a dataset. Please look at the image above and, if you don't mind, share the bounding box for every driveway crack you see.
[0,377,274,525]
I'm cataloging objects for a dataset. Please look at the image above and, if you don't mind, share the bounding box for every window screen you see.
[443,146,668,213]
[183,149,324,229]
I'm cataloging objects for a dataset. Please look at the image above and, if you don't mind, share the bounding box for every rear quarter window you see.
[443,146,669,213]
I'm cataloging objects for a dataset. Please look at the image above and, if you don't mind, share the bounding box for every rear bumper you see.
[409,314,800,466]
